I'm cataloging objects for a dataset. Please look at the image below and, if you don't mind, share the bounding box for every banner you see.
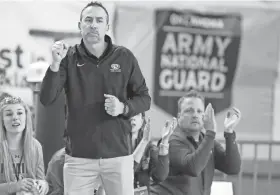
[153,9,242,116]
[114,1,280,144]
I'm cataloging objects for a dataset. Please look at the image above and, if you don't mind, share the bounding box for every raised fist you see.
[50,41,68,72]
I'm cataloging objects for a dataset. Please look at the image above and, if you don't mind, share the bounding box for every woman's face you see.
[129,113,144,133]
[2,104,26,134]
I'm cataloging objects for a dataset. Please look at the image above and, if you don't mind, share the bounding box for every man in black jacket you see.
[40,2,151,195]
[151,90,241,195]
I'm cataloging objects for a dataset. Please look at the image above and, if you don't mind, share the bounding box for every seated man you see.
[46,147,104,195]
[151,90,242,195]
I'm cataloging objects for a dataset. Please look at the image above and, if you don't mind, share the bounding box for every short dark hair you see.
[177,90,205,113]
[80,1,109,24]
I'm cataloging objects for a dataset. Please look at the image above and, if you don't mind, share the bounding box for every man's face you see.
[79,6,108,44]
[177,97,205,132]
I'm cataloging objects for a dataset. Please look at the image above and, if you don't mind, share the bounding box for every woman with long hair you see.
[131,113,177,195]
[0,96,48,195]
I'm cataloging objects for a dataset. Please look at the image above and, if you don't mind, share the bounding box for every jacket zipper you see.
[96,47,119,68]
[95,47,119,158]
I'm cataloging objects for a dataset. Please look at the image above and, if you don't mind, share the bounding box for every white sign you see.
[211,181,233,195]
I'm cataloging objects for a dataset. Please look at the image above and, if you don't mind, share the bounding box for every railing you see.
[214,140,280,195]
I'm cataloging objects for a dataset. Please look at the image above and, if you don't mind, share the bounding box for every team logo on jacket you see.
[110,64,121,72]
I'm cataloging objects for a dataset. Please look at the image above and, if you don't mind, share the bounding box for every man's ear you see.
[78,22,81,31]
[106,24,110,32]
[177,113,180,120]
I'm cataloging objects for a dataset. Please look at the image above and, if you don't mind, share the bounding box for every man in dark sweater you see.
[40,2,151,195]
[151,90,241,195]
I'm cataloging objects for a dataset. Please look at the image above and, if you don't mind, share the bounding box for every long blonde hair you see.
[0,96,37,182]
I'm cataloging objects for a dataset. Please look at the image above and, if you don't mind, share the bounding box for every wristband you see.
[160,142,169,149]
[159,143,169,155]
[123,103,129,115]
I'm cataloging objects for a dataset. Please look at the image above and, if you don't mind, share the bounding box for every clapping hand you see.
[224,107,241,133]
[142,117,151,142]
[161,117,177,144]
[203,103,217,133]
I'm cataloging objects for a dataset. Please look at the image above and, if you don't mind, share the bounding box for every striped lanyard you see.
[9,150,24,181]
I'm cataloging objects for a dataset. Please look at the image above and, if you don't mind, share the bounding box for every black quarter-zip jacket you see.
[40,35,151,159]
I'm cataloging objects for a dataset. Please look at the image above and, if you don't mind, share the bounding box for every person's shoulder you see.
[169,128,191,145]
[53,148,66,158]
[49,148,66,165]
[113,44,135,58]
[32,138,42,148]
[170,128,182,141]
[66,44,79,56]
[31,138,44,157]
[47,148,66,178]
